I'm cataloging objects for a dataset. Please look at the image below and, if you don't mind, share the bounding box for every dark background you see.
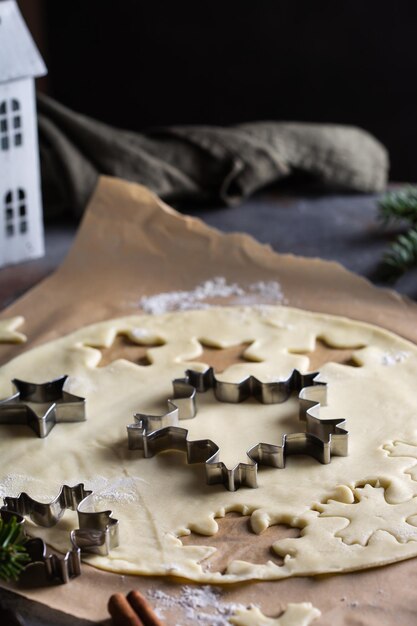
[19,0,417,182]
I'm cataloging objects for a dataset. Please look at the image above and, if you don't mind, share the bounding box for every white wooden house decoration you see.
[0,0,47,268]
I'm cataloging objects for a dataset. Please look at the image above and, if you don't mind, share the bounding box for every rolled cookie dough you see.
[1,306,417,583]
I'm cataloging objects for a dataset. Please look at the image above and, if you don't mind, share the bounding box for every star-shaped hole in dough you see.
[186,338,313,381]
[90,332,165,367]
[186,341,252,373]
[315,483,417,546]
[0,316,26,344]
[289,338,363,370]
[181,511,300,573]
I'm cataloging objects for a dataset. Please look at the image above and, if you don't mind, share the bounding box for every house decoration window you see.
[4,189,27,238]
[0,99,23,151]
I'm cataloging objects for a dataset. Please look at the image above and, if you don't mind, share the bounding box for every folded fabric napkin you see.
[38,94,389,218]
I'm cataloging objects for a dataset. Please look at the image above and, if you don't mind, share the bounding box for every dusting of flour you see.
[148,586,248,626]
[139,277,286,315]
[381,351,410,366]
[0,474,146,507]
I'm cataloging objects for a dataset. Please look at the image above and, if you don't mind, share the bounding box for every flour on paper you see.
[138,277,286,314]
[0,316,26,343]
[1,306,417,583]
[148,585,247,625]
[146,586,319,626]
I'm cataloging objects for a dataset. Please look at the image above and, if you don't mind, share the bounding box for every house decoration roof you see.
[0,0,47,83]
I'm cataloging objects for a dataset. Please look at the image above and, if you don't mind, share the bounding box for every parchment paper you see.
[1,177,417,625]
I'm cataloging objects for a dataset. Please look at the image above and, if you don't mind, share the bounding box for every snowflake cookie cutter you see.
[127,368,348,491]
[1,483,119,583]
[0,375,85,438]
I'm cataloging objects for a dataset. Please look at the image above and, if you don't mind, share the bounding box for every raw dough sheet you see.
[2,306,417,584]
[1,177,417,623]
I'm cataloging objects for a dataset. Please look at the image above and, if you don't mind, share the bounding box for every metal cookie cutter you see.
[0,376,85,437]
[1,483,119,583]
[0,508,81,584]
[127,368,348,491]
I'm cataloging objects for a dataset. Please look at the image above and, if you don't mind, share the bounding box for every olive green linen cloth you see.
[38,94,388,217]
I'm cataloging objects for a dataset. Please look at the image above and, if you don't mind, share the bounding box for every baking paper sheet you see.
[1,177,417,624]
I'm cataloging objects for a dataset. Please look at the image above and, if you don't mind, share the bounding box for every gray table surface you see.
[0,187,416,625]
[184,189,417,300]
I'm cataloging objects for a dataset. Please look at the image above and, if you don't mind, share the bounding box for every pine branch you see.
[378,186,417,225]
[382,227,417,277]
[0,516,30,582]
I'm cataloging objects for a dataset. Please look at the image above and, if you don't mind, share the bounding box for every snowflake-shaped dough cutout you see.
[316,483,417,546]
[384,440,417,482]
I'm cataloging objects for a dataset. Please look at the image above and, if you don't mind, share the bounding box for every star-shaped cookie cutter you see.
[1,483,119,584]
[0,376,86,437]
[127,368,348,491]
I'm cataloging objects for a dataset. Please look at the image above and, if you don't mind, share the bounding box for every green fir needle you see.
[378,187,417,278]
[379,186,417,225]
[0,515,30,582]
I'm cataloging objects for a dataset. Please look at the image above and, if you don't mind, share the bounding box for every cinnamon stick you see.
[108,593,144,626]
[127,590,165,626]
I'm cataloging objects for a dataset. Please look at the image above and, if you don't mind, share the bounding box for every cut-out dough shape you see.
[0,316,26,344]
[316,483,417,546]
[230,602,321,626]
[1,306,417,583]
[384,440,417,481]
